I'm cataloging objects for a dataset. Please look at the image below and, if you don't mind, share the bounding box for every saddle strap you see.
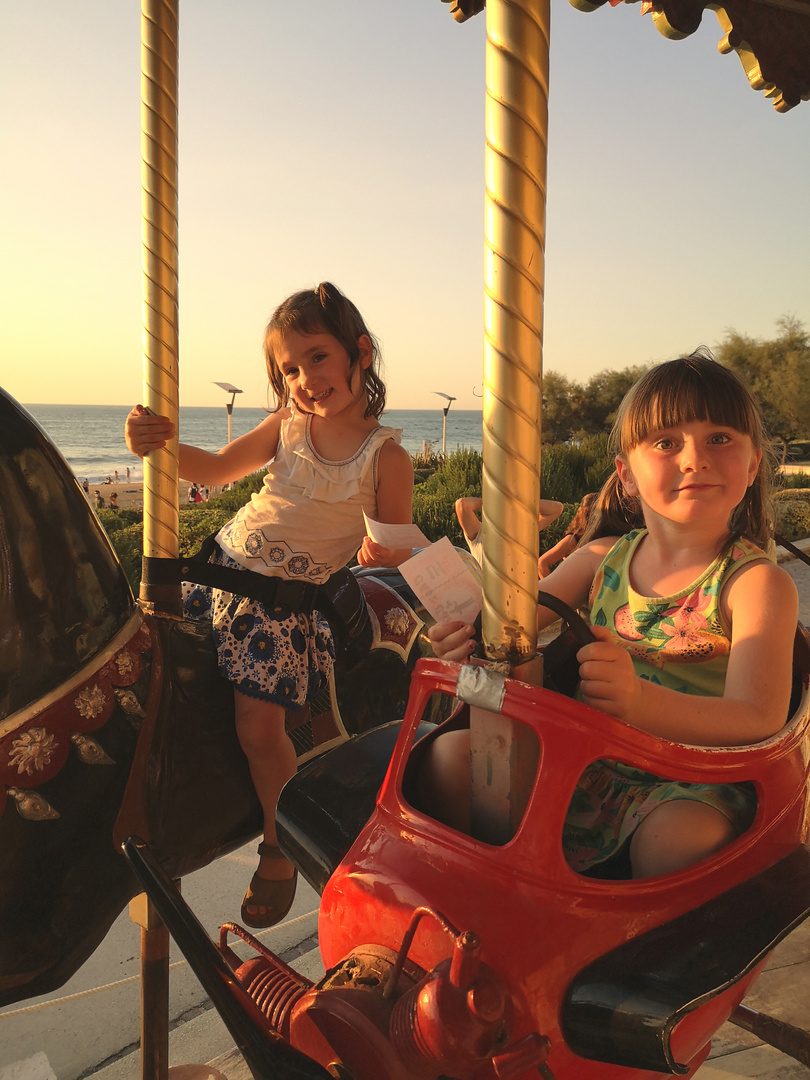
[141,533,369,649]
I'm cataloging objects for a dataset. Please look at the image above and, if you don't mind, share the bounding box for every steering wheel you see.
[536,591,596,696]
[536,590,596,647]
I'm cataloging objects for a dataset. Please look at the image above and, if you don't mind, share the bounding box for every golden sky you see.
[3,1,809,410]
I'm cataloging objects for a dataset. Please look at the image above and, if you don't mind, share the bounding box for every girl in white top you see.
[126,282,414,927]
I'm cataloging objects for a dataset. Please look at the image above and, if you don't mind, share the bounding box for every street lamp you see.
[213,381,243,443]
[434,392,457,457]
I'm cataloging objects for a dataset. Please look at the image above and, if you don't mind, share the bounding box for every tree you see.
[541,371,585,444]
[580,365,649,436]
[716,316,810,458]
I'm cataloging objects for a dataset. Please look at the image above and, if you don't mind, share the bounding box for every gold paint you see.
[481,0,550,668]
[74,684,107,720]
[115,650,136,677]
[7,787,60,821]
[140,0,180,590]
[115,689,147,718]
[8,728,57,776]
[71,733,116,766]
[384,608,411,636]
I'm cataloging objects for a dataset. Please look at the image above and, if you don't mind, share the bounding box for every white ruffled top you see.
[216,409,402,584]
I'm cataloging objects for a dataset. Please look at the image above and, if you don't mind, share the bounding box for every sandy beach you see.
[83,480,144,511]
[83,480,218,510]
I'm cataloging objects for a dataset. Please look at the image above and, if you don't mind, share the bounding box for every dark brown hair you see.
[264,281,386,419]
[582,349,774,548]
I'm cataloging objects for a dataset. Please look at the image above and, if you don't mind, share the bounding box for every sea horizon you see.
[21,402,484,486]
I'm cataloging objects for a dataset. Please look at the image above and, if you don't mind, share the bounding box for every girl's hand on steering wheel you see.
[427,620,476,662]
[576,625,642,721]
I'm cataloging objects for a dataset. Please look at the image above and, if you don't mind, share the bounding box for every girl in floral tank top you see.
[428,351,798,880]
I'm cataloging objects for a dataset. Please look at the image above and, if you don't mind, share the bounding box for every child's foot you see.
[241,841,297,928]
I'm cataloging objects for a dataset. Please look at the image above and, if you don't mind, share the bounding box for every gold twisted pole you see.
[140,0,180,613]
[480,0,550,666]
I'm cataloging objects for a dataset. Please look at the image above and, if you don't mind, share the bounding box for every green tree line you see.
[542,316,810,454]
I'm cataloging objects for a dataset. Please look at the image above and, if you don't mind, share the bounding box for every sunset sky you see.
[3,1,809,412]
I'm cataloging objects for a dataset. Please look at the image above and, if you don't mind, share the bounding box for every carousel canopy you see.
[444,0,810,112]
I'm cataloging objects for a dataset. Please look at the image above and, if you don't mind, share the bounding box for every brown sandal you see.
[240,841,298,929]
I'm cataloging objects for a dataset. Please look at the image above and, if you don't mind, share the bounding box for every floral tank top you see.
[588,530,769,697]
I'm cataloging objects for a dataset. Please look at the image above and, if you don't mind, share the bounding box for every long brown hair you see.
[263,281,386,419]
[582,349,774,548]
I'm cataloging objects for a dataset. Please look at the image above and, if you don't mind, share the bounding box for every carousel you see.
[2,0,810,1077]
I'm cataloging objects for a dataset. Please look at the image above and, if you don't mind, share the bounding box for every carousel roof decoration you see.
[444,0,810,112]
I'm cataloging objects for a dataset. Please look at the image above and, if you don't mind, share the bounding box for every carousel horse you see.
[0,388,429,1008]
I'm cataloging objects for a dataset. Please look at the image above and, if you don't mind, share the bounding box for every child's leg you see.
[234,690,297,921]
[414,729,472,834]
[629,800,736,879]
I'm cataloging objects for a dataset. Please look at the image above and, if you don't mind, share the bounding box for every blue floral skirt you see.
[183,552,335,710]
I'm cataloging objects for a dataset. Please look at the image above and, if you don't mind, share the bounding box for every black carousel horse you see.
[0,388,430,1008]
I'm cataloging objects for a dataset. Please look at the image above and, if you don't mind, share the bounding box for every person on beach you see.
[94,490,105,509]
[82,478,90,495]
[538,492,598,578]
[108,491,118,510]
[427,351,797,880]
[125,281,414,926]
[455,495,563,568]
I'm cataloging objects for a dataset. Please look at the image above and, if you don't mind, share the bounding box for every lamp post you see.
[434,392,457,457]
[213,381,243,443]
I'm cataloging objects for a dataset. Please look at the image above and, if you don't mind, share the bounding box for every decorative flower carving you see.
[384,608,410,636]
[8,728,57,776]
[115,651,135,677]
[74,684,107,720]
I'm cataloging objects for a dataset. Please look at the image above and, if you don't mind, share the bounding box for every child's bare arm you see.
[125,405,283,486]
[538,533,576,578]
[537,499,564,530]
[455,496,483,542]
[356,440,414,568]
[576,561,798,745]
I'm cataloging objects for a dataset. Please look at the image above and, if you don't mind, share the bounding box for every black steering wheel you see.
[536,591,596,696]
[536,590,596,647]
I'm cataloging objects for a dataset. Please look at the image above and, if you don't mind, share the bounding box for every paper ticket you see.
[398,536,482,625]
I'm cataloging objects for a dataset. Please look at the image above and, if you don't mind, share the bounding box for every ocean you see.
[20,403,484,485]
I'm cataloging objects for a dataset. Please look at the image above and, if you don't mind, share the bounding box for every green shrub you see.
[101,444,614,587]
[774,489,810,542]
[779,471,810,490]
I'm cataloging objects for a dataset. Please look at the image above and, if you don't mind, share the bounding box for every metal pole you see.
[130,892,170,1080]
[140,0,181,615]
[469,0,550,841]
[480,0,550,666]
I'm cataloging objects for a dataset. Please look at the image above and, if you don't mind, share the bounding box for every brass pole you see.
[480,0,550,666]
[130,892,170,1080]
[469,0,550,839]
[140,0,181,614]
